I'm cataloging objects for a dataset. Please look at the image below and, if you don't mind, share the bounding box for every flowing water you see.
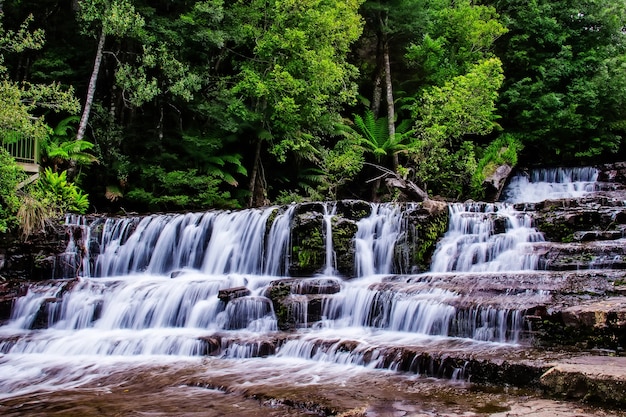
[501,166,599,203]
[1,167,620,416]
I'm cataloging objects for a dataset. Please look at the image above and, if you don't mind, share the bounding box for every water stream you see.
[0,166,611,414]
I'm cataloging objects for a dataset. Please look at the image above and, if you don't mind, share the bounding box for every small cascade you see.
[354,203,406,277]
[430,203,544,273]
[322,203,337,276]
[502,166,599,203]
[264,205,297,276]
[65,206,296,278]
[54,215,94,278]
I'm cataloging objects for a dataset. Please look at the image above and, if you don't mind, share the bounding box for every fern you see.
[352,110,413,164]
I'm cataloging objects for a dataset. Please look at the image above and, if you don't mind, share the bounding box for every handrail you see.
[2,135,38,164]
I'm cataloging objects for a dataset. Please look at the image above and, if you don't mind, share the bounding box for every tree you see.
[493,0,626,162]
[0,13,78,145]
[357,0,433,170]
[74,0,145,141]
[0,147,25,233]
[220,0,364,206]
[397,1,506,198]
[408,58,504,197]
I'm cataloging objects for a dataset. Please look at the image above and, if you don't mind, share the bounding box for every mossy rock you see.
[395,207,449,273]
[332,217,358,277]
[335,200,372,220]
[289,210,325,277]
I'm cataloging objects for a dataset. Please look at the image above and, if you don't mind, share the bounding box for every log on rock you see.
[365,163,429,202]
[385,177,429,202]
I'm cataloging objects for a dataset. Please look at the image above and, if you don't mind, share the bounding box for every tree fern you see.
[352,109,413,164]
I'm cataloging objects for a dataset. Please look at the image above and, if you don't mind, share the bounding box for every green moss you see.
[533,318,624,352]
[536,220,576,243]
[413,213,449,270]
[267,282,295,331]
[292,226,324,272]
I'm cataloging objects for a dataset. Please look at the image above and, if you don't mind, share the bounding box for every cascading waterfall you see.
[84,206,298,278]
[430,203,545,273]
[354,203,407,277]
[322,202,337,276]
[501,166,599,203]
[5,170,598,400]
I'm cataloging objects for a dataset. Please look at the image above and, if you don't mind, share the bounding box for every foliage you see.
[77,0,145,38]
[0,11,79,148]
[405,1,507,87]
[3,0,625,209]
[0,147,26,233]
[223,0,364,162]
[35,168,90,214]
[406,58,503,197]
[0,13,44,75]
[495,0,626,163]
[125,166,240,211]
[351,109,413,165]
[470,133,524,199]
[318,136,365,200]
[40,116,98,173]
[17,169,89,239]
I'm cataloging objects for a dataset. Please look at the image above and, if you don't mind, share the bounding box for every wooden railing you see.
[2,133,40,174]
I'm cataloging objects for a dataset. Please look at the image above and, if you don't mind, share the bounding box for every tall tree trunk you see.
[383,39,397,172]
[371,37,384,118]
[248,137,262,207]
[77,27,106,141]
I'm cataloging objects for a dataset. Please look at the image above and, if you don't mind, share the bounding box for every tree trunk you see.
[383,39,398,172]
[77,27,106,141]
[248,137,262,207]
[371,37,384,118]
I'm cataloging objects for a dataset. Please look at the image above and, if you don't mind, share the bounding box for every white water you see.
[502,166,599,203]
[354,203,407,277]
[322,203,338,276]
[430,203,545,273]
[1,181,582,399]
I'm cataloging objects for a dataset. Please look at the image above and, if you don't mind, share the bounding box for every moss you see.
[290,212,325,276]
[267,282,295,331]
[413,213,449,271]
[296,227,323,268]
[532,316,624,352]
[536,220,576,243]
[331,218,358,275]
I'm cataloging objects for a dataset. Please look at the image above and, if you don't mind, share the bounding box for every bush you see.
[0,148,27,233]
[471,134,523,199]
[18,168,89,239]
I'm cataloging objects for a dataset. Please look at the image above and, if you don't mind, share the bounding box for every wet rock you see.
[540,357,626,407]
[335,200,372,220]
[483,163,513,202]
[291,277,341,295]
[218,286,251,303]
[197,335,222,356]
[289,210,325,277]
[332,217,358,276]
[266,281,296,331]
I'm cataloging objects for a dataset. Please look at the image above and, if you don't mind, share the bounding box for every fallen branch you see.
[365,163,429,202]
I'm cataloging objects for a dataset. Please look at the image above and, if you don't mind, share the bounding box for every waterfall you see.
[0,198,553,401]
[502,166,599,203]
[322,203,337,276]
[430,203,544,273]
[354,203,406,277]
[70,206,297,278]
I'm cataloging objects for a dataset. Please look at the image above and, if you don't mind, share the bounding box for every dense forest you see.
[1,0,625,236]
